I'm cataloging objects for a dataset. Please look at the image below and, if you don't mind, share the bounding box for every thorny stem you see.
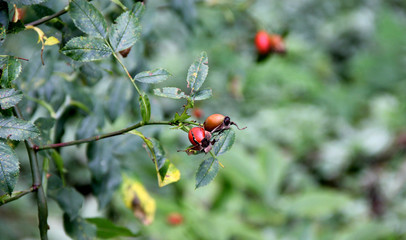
[25,7,68,27]
[0,186,36,206]
[14,106,48,240]
[36,121,173,151]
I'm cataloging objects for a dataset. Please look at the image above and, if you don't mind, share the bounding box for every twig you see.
[0,187,36,206]
[25,8,68,27]
[36,121,172,151]
[14,106,48,240]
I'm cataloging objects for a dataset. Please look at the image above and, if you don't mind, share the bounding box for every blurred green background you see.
[1,0,406,239]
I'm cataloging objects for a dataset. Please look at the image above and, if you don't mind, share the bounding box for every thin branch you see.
[14,106,48,240]
[25,7,68,27]
[0,187,36,206]
[36,121,173,151]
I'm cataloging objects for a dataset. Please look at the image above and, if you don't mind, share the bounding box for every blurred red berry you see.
[269,34,286,54]
[255,30,271,55]
[167,213,183,225]
[192,108,204,119]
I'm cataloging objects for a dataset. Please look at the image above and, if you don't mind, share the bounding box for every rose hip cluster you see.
[186,114,245,154]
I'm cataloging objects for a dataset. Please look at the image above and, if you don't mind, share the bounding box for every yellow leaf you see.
[121,175,156,225]
[44,36,60,46]
[25,25,45,44]
[158,161,181,187]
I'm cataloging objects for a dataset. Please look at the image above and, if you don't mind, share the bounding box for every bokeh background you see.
[1,0,406,239]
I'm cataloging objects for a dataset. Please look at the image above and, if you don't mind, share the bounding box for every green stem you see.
[0,187,36,206]
[14,106,48,240]
[111,50,142,96]
[36,121,172,151]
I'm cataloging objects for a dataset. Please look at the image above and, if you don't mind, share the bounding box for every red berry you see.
[188,127,206,146]
[167,213,183,226]
[192,108,204,119]
[255,31,271,55]
[269,34,286,53]
[203,114,226,132]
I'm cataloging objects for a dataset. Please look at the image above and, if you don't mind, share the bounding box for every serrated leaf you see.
[108,3,144,52]
[0,116,39,141]
[86,217,140,239]
[0,88,23,110]
[192,88,212,101]
[61,37,111,62]
[64,214,97,240]
[149,138,166,170]
[139,94,150,123]
[129,130,153,150]
[213,129,235,156]
[121,175,156,225]
[172,111,191,123]
[195,157,219,189]
[0,141,19,195]
[187,52,209,94]
[153,87,187,99]
[7,0,47,6]
[0,56,21,88]
[134,69,171,84]
[128,132,180,187]
[69,0,108,38]
[158,160,181,187]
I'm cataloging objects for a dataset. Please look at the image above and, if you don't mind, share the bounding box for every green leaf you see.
[0,141,19,196]
[195,157,219,189]
[86,217,140,238]
[0,88,23,110]
[192,89,212,101]
[149,138,166,170]
[0,116,39,141]
[158,159,181,187]
[128,132,180,187]
[34,117,55,146]
[171,111,191,123]
[213,129,235,156]
[187,51,209,94]
[76,115,98,140]
[134,69,171,84]
[64,214,97,240]
[105,79,132,122]
[0,56,22,88]
[7,0,47,6]
[108,3,144,52]
[153,87,187,99]
[50,187,84,220]
[139,94,150,123]
[69,0,108,38]
[87,140,122,209]
[50,150,66,185]
[61,37,111,62]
